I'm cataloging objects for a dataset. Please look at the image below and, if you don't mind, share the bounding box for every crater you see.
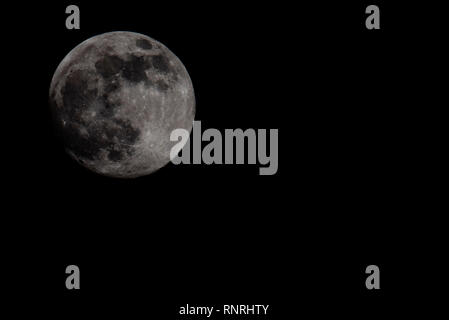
[136,39,153,50]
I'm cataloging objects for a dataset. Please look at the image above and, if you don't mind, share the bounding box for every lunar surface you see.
[49,31,195,178]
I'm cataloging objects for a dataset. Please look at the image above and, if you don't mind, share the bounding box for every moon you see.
[49,31,195,178]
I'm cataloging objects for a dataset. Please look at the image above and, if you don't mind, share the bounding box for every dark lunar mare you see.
[53,69,140,162]
[135,38,153,50]
[94,54,123,78]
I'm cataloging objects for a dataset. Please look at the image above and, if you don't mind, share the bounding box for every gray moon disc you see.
[49,31,195,178]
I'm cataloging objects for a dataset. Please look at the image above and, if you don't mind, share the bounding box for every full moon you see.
[49,31,195,178]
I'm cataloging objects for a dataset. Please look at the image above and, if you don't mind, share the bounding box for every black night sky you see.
[2,0,441,318]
